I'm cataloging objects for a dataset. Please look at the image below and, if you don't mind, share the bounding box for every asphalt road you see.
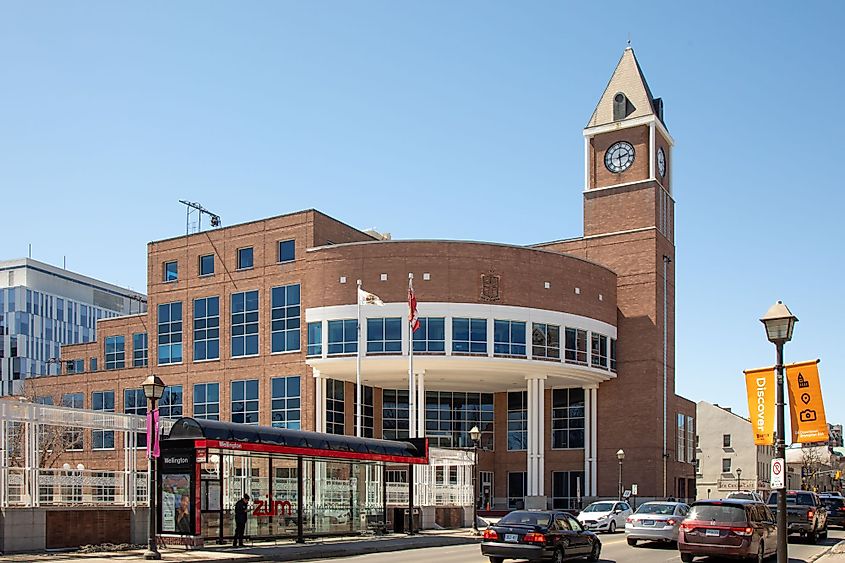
[303,528,845,563]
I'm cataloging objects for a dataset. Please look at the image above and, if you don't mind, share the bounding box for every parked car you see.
[678,499,779,563]
[766,490,828,542]
[624,501,689,546]
[576,500,633,533]
[819,494,845,529]
[727,490,765,502]
[480,510,601,563]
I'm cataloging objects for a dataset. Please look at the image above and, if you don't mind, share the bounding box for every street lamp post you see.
[469,425,481,534]
[616,449,625,500]
[761,300,798,563]
[142,375,166,561]
[736,468,742,492]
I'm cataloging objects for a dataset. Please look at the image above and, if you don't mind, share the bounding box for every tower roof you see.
[587,47,661,129]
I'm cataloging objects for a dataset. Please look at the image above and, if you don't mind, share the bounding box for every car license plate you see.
[643,520,654,526]
[505,534,518,543]
[705,529,720,537]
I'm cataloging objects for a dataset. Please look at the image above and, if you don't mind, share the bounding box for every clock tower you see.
[538,47,692,500]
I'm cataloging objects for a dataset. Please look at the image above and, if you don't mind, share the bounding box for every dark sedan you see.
[481,510,601,563]
[820,495,845,528]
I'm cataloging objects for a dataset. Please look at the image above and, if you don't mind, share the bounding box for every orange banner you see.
[786,359,828,444]
[744,367,776,446]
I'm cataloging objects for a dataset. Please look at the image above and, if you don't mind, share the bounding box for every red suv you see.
[678,499,778,563]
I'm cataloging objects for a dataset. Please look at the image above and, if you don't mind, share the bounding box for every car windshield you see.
[822,498,844,509]
[635,503,675,515]
[729,492,755,500]
[498,511,551,527]
[766,492,815,505]
[688,504,747,523]
[583,502,615,513]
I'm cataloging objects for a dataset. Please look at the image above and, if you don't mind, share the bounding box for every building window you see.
[157,302,183,365]
[494,320,526,357]
[722,458,731,473]
[610,338,617,372]
[104,336,125,370]
[352,385,375,438]
[307,322,322,356]
[386,469,408,483]
[452,317,487,355]
[237,247,253,270]
[65,358,85,374]
[532,323,560,360]
[552,388,585,449]
[193,296,220,361]
[90,357,98,372]
[231,379,259,424]
[564,328,588,365]
[164,260,178,282]
[590,333,608,369]
[92,391,115,450]
[231,290,259,357]
[278,240,295,263]
[694,458,701,474]
[723,434,731,448]
[412,317,445,353]
[382,389,409,440]
[61,393,84,450]
[677,413,686,462]
[686,416,695,463]
[193,383,220,420]
[328,319,357,355]
[271,376,301,429]
[124,388,147,448]
[367,317,402,354]
[270,284,300,353]
[425,391,494,449]
[159,385,183,418]
[199,254,214,276]
[508,391,528,451]
[133,333,148,367]
[326,379,345,435]
[552,471,585,510]
[508,472,527,509]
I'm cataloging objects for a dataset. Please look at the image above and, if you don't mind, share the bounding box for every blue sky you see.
[2,2,843,429]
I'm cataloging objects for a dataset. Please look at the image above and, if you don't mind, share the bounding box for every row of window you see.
[163,240,296,282]
[507,470,588,510]
[309,317,617,371]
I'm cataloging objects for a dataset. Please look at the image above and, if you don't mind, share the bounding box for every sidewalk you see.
[0,529,480,563]
[816,540,845,563]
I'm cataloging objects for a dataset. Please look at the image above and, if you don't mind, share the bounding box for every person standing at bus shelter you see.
[233,494,250,547]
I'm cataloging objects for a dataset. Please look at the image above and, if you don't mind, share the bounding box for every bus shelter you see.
[157,418,428,545]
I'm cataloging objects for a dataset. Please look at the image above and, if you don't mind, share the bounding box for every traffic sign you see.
[771,458,785,489]
[631,484,638,495]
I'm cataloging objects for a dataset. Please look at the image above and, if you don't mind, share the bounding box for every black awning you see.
[164,417,427,463]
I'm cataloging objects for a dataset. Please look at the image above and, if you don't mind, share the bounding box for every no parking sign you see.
[771,458,785,489]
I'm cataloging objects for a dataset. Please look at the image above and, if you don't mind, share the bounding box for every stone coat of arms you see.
[480,272,501,302]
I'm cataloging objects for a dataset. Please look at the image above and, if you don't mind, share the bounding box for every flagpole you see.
[408,273,416,439]
[356,279,362,438]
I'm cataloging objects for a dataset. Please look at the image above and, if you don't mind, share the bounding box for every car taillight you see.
[523,532,546,544]
[667,519,677,526]
[731,527,753,536]
[808,510,815,520]
[482,529,498,540]
[680,522,694,532]
[626,517,633,523]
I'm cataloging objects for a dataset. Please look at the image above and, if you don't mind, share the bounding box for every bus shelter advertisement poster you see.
[162,473,192,534]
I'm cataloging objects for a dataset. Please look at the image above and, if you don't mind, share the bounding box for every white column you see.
[526,379,535,496]
[416,371,425,438]
[591,387,598,496]
[583,135,591,190]
[537,378,545,496]
[649,121,656,180]
[525,376,546,499]
[583,387,592,497]
[313,369,326,433]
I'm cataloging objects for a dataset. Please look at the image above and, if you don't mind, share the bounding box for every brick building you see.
[28,47,696,507]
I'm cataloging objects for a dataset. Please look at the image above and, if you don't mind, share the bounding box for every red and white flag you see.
[408,279,420,332]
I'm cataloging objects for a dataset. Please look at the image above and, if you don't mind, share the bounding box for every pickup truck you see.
[766,490,829,543]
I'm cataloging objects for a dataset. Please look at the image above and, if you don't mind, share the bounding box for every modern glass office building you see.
[0,258,146,395]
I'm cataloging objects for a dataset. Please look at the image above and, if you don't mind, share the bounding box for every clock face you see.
[604,141,635,173]
[657,147,666,177]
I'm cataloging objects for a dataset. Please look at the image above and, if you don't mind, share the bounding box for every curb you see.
[808,539,845,563]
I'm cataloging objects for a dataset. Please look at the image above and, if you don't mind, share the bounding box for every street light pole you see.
[469,425,481,534]
[736,468,742,492]
[616,449,625,500]
[760,300,797,563]
[142,375,166,561]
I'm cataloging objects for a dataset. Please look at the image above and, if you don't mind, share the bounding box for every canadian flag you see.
[408,280,420,332]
